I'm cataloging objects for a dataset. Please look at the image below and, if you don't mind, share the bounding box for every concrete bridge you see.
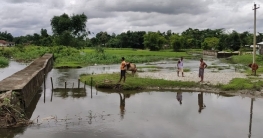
[0,53,53,108]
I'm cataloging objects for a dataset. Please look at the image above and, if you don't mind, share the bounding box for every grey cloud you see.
[100,0,211,15]
[1,0,263,37]
[2,0,39,3]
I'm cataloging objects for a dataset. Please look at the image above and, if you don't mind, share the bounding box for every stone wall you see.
[21,54,53,108]
[0,54,53,108]
[203,50,218,57]
[203,50,239,58]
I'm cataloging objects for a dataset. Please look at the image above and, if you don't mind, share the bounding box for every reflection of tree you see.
[198,92,206,113]
[248,98,254,138]
[118,93,131,119]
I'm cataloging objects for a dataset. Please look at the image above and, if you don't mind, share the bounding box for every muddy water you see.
[1,59,262,138]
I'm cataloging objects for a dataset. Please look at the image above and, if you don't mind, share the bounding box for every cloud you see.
[0,0,263,37]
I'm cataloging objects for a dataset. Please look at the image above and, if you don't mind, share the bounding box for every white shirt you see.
[178,60,183,68]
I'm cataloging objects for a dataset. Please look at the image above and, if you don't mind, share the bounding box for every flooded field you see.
[0,58,262,138]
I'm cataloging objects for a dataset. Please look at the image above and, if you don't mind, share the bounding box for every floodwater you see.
[0,58,262,138]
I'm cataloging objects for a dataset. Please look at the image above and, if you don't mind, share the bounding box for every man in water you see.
[199,58,207,82]
[118,57,126,83]
[177,57,184,77]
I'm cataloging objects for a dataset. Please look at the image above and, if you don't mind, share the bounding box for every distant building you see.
[245,44,260,55]
[0,40,8,46]
[0,40,15,47]
[258,42,263,55]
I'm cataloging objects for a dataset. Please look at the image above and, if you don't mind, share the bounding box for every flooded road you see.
[0,59,262,138]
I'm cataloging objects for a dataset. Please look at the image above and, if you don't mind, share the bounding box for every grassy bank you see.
[218,78,263,91]
[1,46,197,68]
[80,73,263,92]
[226,54,263,74]
[80,73,198,90]
[0,56,9,68]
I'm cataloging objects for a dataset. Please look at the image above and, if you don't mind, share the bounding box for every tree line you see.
[1,13,263,51]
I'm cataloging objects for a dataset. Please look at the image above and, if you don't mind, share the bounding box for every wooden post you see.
[44,88,46,103]
[50,77,53,90]
[72,82,74,89]
[91,77,93,87]
[44,74,46,89]
[65,81,67,89]
[84,81,86,89]
[50,89,53,102]
[78,79,80,89]
[91,77,93,98]
[43,74,46,103]
[50,77,53,102]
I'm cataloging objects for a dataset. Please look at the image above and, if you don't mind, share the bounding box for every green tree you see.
[0,31,13,41]
[50,13,88,47]
[96,31,110,46]
[170,34,184,51]
[51,13,72,35]
[143,32,166,51]
[228,30,241,51]
[201,37,220,50]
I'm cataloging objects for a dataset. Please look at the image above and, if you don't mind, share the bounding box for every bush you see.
[0,56,9,67]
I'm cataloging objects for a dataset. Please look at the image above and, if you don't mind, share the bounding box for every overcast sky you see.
[1,0,263,37]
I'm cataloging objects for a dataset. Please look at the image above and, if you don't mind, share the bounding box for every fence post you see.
[44,74,46,89]
[50,77,53,90]
[78,79,80,89]
[91,77,93,98]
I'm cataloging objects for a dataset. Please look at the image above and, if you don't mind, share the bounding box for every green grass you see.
[0,56,9,68]
[80,73,198,90]
[219,78,263,91]
[228,54,263,74]
[230,55,254,65]
[83,48,190,58]
[137,66,160,69]
[184,68,191,72]
[0,46,197,68]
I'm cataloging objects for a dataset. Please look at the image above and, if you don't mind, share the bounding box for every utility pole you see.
[253,3,260,64]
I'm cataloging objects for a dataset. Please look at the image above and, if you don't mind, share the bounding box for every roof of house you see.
[0,40,7,44]
[245,45,259,47]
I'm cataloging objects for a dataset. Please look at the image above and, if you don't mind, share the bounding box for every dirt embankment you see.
[137,71,263,99]
[0,91,31,128]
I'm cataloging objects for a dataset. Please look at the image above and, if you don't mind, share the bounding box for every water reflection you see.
[53,88,87,98]
[0,127,26,138]
[198,92,206,113]
[2,60,263,138]
[248,98,254,138]
[25,91,42,118]
[176,92,182,105]
[118,93,131,119]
